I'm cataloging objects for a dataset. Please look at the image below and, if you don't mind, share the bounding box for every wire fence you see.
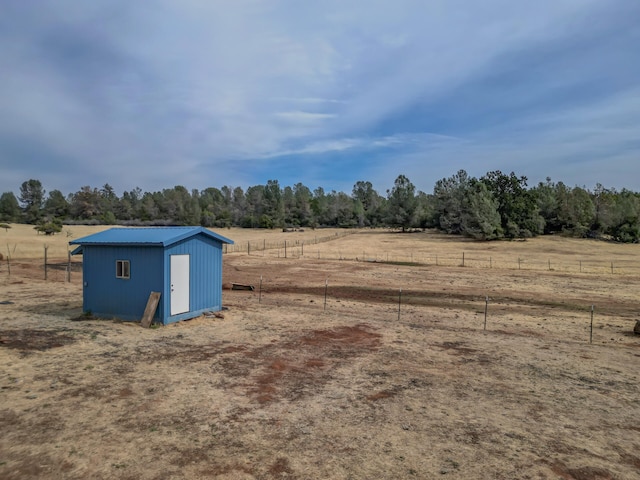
[227,244,640,276]
[353,252,640,275]
[233,277,638,346]
[223,230,354,255]
[6,229,640,283]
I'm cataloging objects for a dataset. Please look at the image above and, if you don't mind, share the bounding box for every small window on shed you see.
[116,260,130,279]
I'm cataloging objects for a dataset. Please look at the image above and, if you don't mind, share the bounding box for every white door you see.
[170,255,190,315]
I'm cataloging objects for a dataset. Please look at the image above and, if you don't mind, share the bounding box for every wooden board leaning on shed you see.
[141,292,161,328]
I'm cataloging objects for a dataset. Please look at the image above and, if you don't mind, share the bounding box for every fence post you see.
[489,257,492,269]
[323,279,328,311]
[44,245,48,280]
[398,289,402,321]
[285,241,287,259]
[259,275,263,303]
[5,244,10,277]
[248,241,250,256]
[590,305,594,344]
[462,252,465,267]
[611,262,614,274]
[548,259,551,271]
[484,296,488,331]
[67,250,71,283]
[518,257,521,270]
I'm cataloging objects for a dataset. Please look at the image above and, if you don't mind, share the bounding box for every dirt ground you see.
[1,229,639,479]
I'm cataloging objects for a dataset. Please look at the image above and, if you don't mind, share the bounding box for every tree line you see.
[1,171,639,242]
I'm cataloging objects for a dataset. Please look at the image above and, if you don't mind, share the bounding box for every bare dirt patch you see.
[0,328,76,351]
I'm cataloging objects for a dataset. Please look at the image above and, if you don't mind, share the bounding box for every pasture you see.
[0,224,639,479]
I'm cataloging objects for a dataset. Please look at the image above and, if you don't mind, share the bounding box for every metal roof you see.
[69,226,234,249]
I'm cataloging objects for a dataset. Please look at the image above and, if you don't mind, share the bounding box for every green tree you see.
[199,187,224,227]
[591,183,617,235]
[481,171,543,238]
[352,181,384,227]
[139,192,160,221]
[243,185,265,228]
[116,187,142,221]
[460,180,502,240]
[325,191,356,227]
[415,191,437,230]
[311,187,328,226]
[44,189,69,219]
[69,186,102,220]
[283,186,296,226]
[534,178,561,234]
[263,180,284,228]
[165,186,199,225]
[293,183,313,227]
[607,190,640,243]
[99,184,119,222]
[0,192,21,222]
[558,187,595,237]
[433,170,472,234]
[231,187,246,226]
[19,179,45,223]
[35,217,63,235]
[386,174,418,232]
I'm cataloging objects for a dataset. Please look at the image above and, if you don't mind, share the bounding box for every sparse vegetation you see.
[1,229,639,479]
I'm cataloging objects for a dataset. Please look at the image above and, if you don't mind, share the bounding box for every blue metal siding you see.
[82,245,164,321]
[76,228,228,325]
[164,234,223,323]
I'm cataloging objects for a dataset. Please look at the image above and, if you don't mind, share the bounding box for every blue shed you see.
[69,227,234,325]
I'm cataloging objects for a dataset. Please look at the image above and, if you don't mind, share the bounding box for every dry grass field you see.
[1,224,639,479]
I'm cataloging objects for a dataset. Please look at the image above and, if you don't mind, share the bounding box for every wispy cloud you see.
[262,132,464,159]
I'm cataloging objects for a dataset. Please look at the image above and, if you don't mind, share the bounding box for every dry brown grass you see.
[0,224,353,260]
[1,228,639,479]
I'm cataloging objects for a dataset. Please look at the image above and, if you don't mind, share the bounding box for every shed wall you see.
[82,245,164,321]
[163,234,224,323]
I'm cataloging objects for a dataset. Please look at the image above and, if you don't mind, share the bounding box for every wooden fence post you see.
[5,244,10,277]
[44,245,48,280]
[323,279,328,311]
[484,296,488,331]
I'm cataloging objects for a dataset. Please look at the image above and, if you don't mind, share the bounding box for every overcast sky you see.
[2,1,640,198]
